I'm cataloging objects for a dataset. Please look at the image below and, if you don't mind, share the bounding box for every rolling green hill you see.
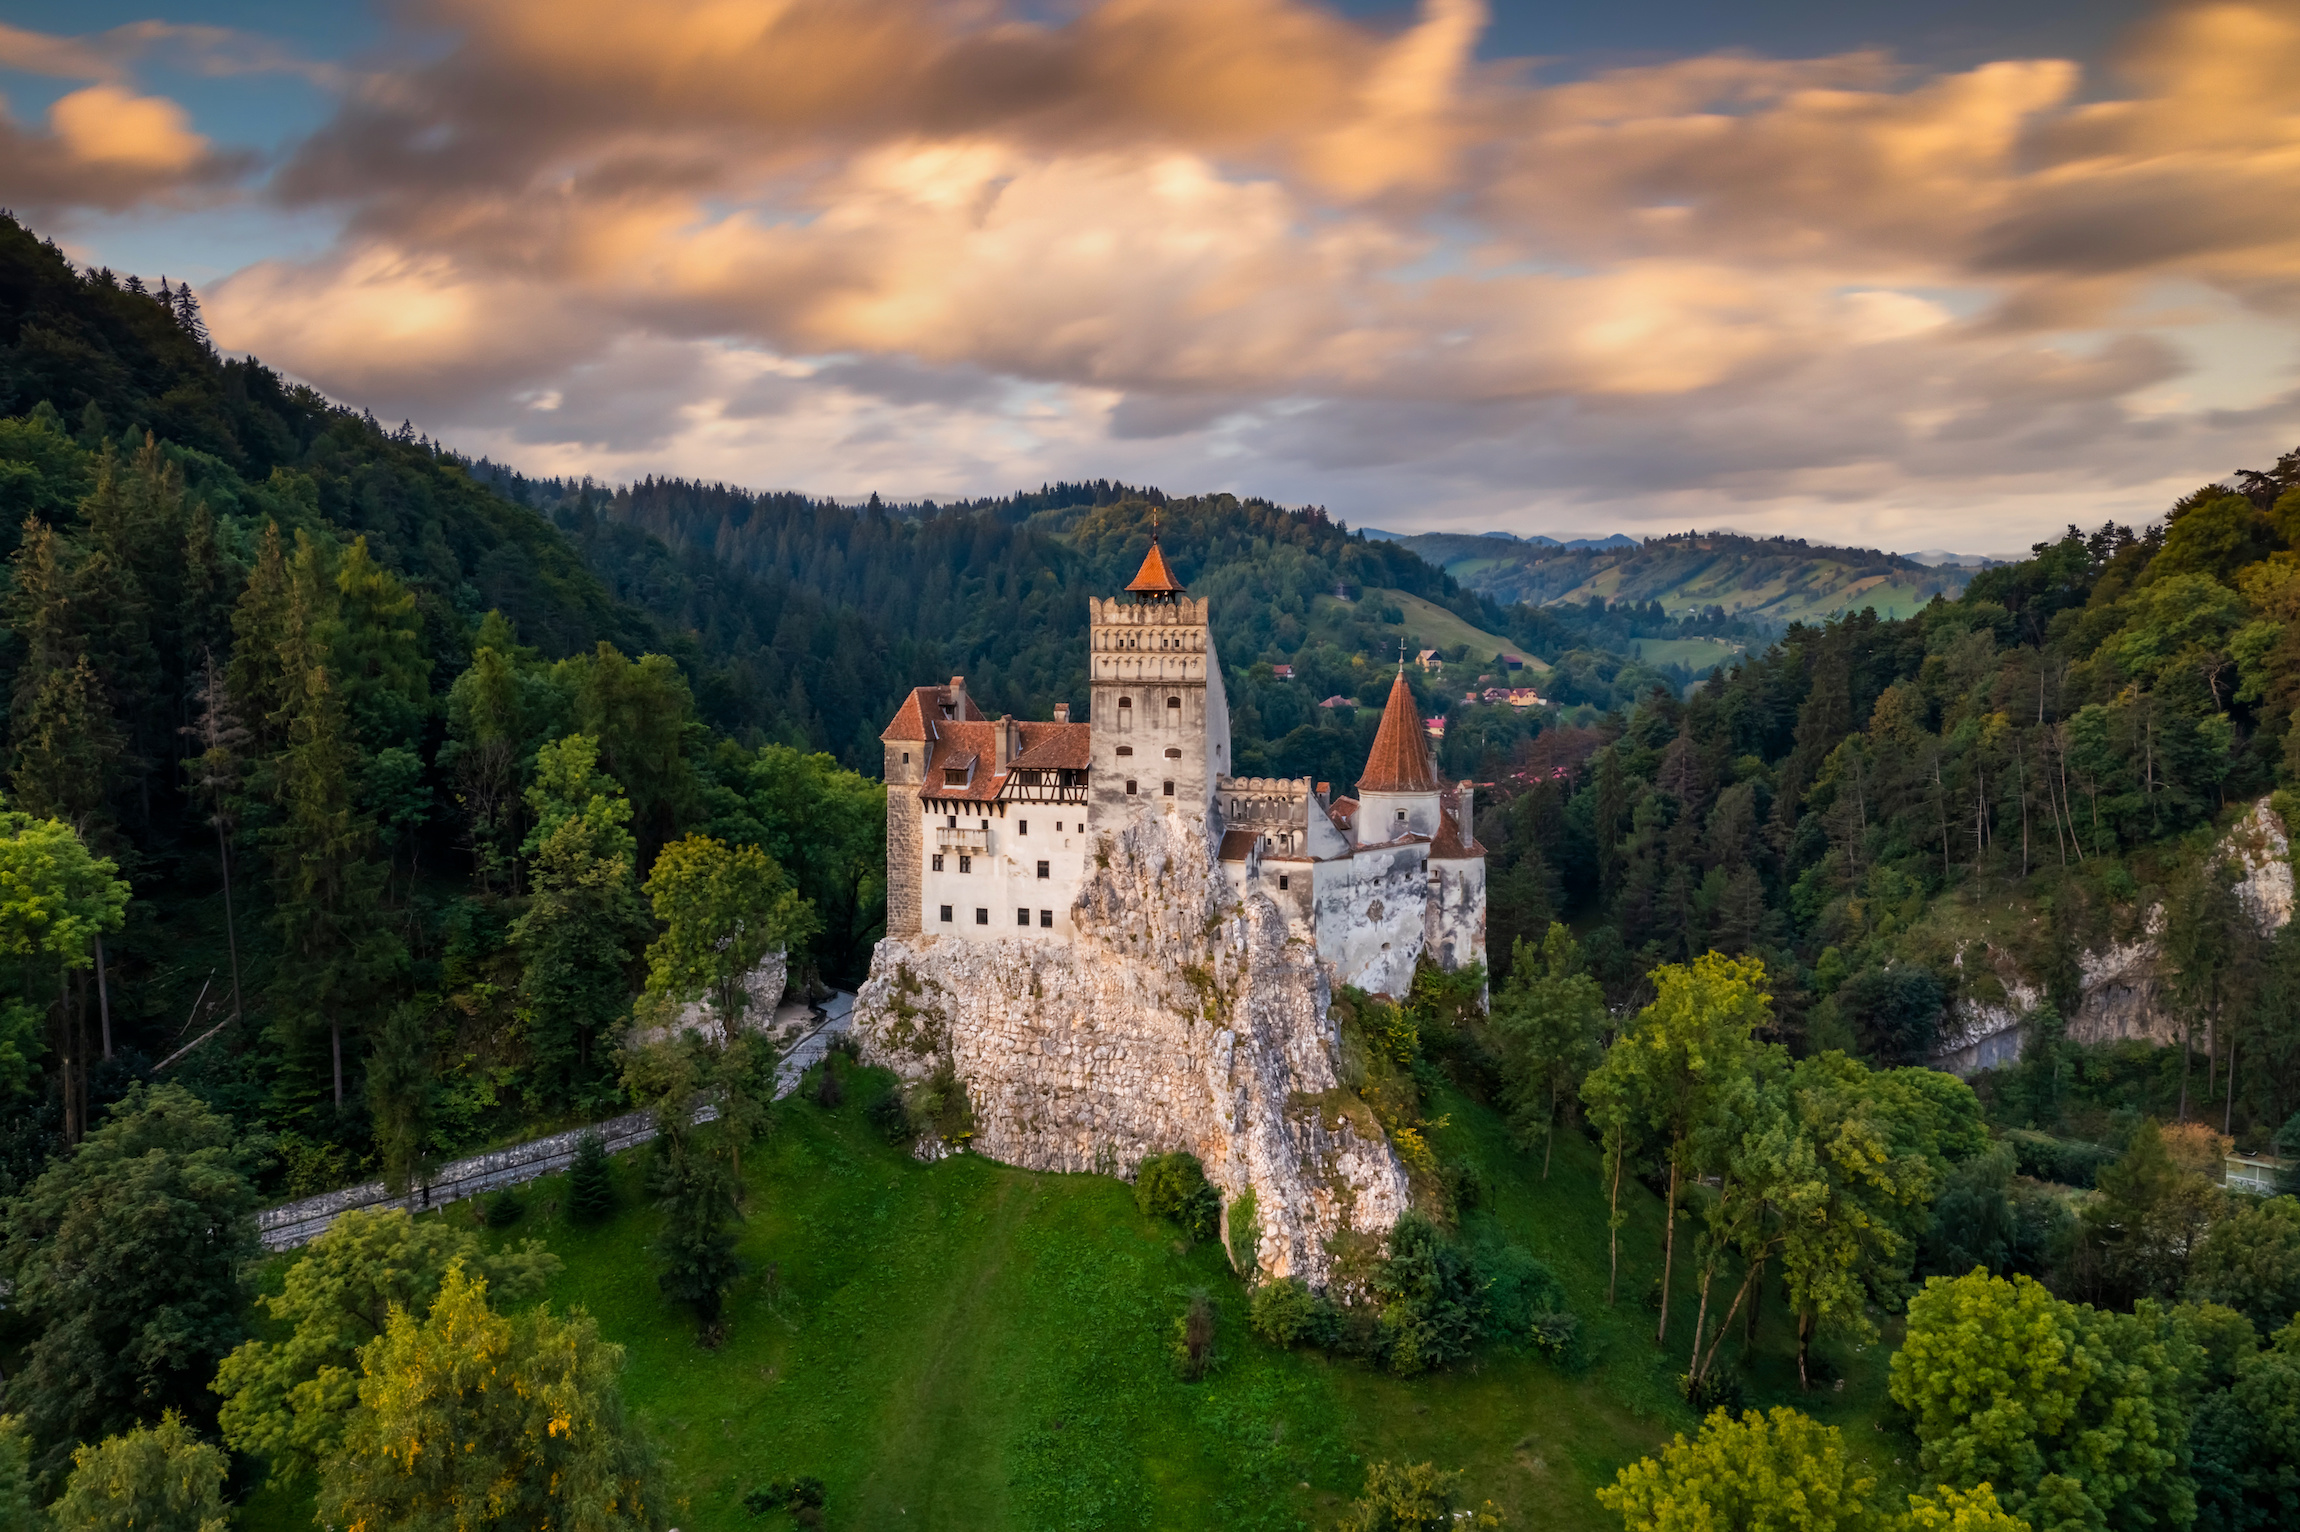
[242,1064,1904,1532]
[1314,587,1555,674]
[1404,531,1973,628]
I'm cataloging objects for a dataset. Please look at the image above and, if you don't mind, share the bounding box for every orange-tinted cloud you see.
[190,0,2300,541]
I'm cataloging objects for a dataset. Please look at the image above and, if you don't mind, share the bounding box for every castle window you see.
[976,908,989,925]
[939,905,953,922]
[1040,909,1053,928]
[947,815,958,828]
[903,751,910,763]
[1119,695,1132,709]
[1117,745,1132,756]
[1163,780,1175,797]
[1019,820,1027,835]
[1037,860,1050,879]
[1126,779,1137,795]
[959,855,972,873]
[932,854,944,872]
[1165,747,1181,759]
[1017,908,1030,927]
[944,768,967,786]
[1278,875,1290,891]
[1056,821,1063,831]
[1167,696,1181,710]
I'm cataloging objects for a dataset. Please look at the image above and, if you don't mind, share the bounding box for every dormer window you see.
[944,768,968,786]
[940,704,955,719]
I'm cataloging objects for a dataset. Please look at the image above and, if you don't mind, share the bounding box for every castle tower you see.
[1088,535,1231,836]
[1355,669,1443,844]
[879,677,985,934]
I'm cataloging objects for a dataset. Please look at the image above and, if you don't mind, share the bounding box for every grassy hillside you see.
[1406,531,1966,628]
[1313,588,1554,674]
[243,1063,1905,1532]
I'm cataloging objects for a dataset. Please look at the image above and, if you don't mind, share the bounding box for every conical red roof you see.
[1358,671,1442,794]
[1125,540,1186,594]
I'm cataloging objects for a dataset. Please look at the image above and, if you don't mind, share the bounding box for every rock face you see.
[851,815,1411,1287]
[1931,797,2293,1074]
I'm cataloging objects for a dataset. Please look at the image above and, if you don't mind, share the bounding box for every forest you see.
[7,194,2300,1532]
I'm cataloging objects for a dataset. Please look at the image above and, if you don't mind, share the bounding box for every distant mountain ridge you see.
[1400,528,1974,628]
[1358,526,1637,550]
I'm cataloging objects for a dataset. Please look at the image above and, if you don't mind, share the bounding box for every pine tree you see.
[566,1135,614,1224]
[171,283,209,348]
[181,650,248,1023]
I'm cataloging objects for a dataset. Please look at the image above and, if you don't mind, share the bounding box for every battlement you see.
[1090,596,1212,626]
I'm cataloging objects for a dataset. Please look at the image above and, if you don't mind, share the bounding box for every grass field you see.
[1313,588,1553,676]
[1627,637,1747,674]
[242,1066,1908,1531]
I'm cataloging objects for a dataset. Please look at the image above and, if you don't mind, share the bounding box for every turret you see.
[1087,534,1230,837]
[1355,670,1443,845]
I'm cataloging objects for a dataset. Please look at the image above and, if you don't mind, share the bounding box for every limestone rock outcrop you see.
[1931,796,2293,1073]
[851,815,1410,1287]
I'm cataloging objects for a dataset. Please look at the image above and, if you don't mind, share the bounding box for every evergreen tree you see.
[567,1134,615,1223]
[512,734,648,1106]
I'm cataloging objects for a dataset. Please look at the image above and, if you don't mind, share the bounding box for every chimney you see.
[995,715,1013,773]
[949,676,967,712]
[1054,703,1070,724]
[1458,782,1475,838]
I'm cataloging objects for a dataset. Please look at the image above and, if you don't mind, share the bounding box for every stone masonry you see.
[852,814,1410,1289]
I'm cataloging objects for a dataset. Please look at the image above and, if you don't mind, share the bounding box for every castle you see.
[877,539,1487,995]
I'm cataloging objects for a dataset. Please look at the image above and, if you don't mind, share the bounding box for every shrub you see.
[864,1089,914,1144]
[1134,1153,1220,1242]
[745,1474,826,1524]
[1338,1460,1501,1530]
[811,1064,844,1110]
[1172,1288,1218,1381]
[902,1062,973,1144]
[483,1189,525,1228]
[2004,1128,2117,1188]
[1226,1188,1260,1276]
[1376,1213,1488,1375]
[1249,1277,1336,1349]
[566,1136,615,1224]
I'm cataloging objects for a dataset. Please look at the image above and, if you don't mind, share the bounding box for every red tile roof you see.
[1218,829,1258,863]
[881,682,987,742]
[1010,722,1092,770]
[1431,787,1486,858]
[918,719,1092,802]
[1125,540,1186,594]
[1358,671,1442,793]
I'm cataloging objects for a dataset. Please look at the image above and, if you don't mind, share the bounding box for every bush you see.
[1134,1153,1220,1243]
[1376,1213,1488,1375]
[902,1062,973,1144]
[566,1136,615,1225]
[1171,1288,1219,1381]
[2004,1128,2118,1188]
[1337,1460,1501,1530]
[811,1064,844,1109]
[864,1089,913,1144]
[1249,1277,1337,1349]
[484,1188,526,1228]
[1226,1188,1260,1276]
[745,1474,826,1524]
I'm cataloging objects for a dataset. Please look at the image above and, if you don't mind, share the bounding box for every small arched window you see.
[1118,696,1132,708]
[1167,696,1181,711]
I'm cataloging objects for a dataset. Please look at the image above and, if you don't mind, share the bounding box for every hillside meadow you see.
[242,1061,1905,1532]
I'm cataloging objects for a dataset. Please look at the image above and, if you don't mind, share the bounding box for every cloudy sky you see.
[7,0,2300,551]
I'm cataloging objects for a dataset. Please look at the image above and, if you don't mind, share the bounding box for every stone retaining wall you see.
[256,994,854,1252]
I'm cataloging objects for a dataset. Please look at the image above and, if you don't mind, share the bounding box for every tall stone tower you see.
[1088,537,1231,836]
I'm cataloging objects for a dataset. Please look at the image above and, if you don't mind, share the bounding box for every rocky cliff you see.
[1931,797,2294,1073]
[850,816,1411,1288]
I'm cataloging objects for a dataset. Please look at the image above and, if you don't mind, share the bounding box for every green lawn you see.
[242,1069,1909,1530]
[1314,589,1553,676]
